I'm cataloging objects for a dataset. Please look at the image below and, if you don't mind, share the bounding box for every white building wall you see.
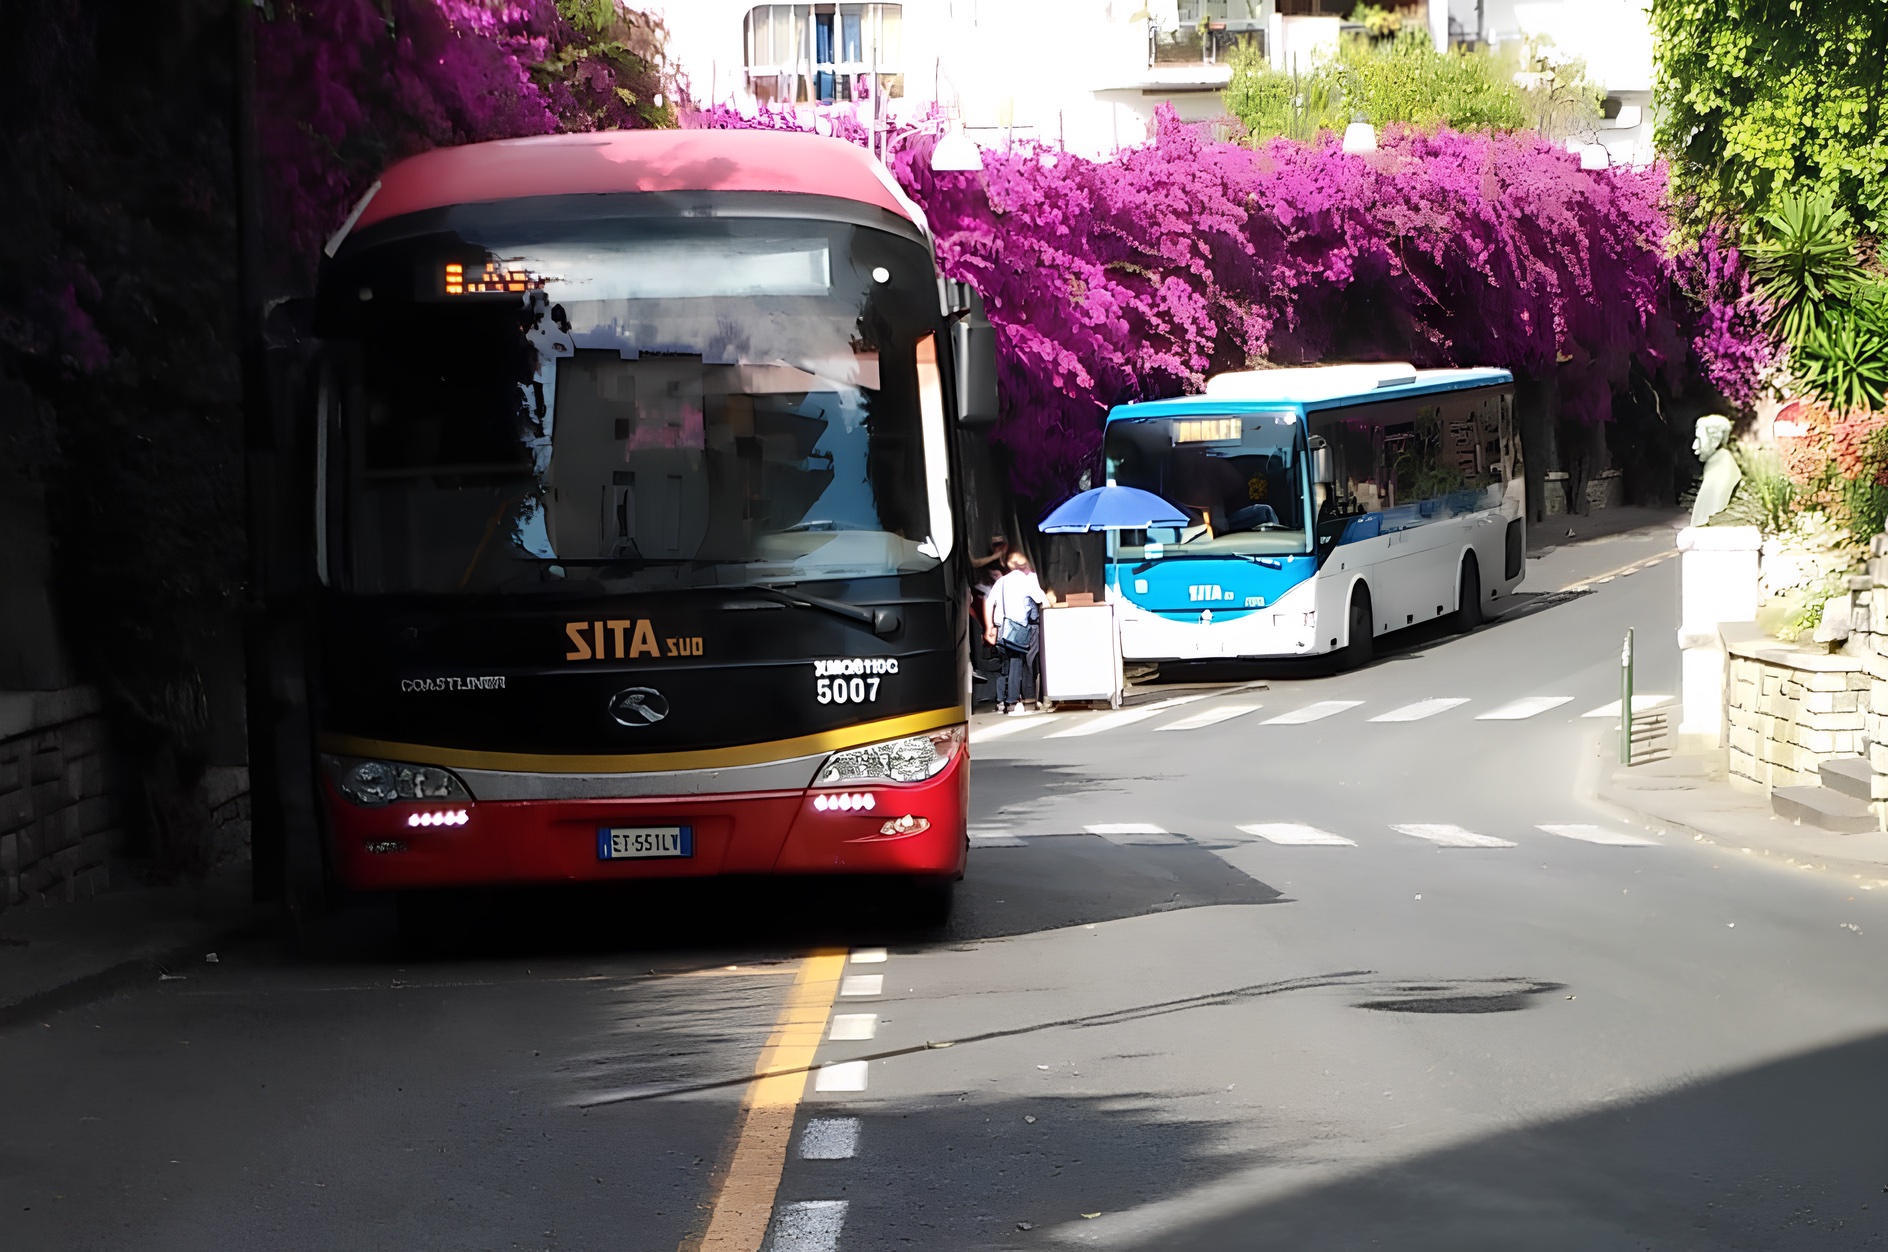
[1448,0,1656,165]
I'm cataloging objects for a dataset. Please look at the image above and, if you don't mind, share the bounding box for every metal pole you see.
[1620,628,1634,764]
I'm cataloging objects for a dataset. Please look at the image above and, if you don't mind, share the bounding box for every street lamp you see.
[1341,117,1377,155]
[931,127,984,172]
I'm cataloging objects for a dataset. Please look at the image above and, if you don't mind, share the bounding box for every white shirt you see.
[985,569,1046,629]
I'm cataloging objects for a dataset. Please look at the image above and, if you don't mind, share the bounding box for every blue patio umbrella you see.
[1037,485,1189,533]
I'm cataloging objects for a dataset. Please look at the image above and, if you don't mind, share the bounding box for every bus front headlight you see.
[321,755,472,807]
[814,726,965,787]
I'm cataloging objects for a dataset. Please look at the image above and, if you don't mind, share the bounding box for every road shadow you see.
[775,1091,1266,1251]
[1138,1028,1888,1252]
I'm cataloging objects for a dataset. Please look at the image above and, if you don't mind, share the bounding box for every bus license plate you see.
[597,826,693,860]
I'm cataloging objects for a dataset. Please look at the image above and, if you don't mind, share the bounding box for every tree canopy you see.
[1652,0,1888,238]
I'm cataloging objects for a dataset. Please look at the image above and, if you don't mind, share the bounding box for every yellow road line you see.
[1562,548,1675,592]
[687,948,848,1252]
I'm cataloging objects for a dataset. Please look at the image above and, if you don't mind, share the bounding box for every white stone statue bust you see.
[1691,414,1741,526]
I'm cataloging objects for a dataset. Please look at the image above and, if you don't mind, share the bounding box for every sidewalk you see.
[0,867,271,1026]
[1529,505,1687,554]
[1596,749,1888,887]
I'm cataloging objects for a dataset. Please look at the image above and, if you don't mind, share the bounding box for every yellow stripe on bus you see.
[317,706,964,774]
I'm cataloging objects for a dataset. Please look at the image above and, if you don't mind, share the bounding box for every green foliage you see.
[1652,0,1888,239]
[1349,4,1400,38]
[1223,40,1344,143]
[1225,31,1591,142]
[1794,305,1888,413]
[1747,192,1868,343]
[557,0,615,34]
[1840,469,1888,544]
[1716,443,1798,533]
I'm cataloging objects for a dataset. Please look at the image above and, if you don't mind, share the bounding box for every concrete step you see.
[1818,756,1876,803]
[1771,784,1877,833]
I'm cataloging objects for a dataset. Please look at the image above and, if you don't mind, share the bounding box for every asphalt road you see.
[6,523,1888,1251]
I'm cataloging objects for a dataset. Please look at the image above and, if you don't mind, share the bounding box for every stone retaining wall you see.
[1722,624,1868,793]
[0,688,124,906]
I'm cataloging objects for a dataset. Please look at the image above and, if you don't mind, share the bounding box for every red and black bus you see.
[265,129,996,927]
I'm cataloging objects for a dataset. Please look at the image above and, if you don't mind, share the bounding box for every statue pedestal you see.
[1676,525,1761,754]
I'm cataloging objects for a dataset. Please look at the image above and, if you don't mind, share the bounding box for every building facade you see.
[654,0,1650,163]
[654,0,1450,158]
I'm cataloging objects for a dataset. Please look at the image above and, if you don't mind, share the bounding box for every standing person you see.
[983,551,1049,715]
[967,535,1012,688]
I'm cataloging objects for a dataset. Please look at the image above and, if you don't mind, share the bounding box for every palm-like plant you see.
[1793,302,1888,414]
[1747,192,1868,346]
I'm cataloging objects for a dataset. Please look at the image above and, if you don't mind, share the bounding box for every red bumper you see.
[325,751,968,892]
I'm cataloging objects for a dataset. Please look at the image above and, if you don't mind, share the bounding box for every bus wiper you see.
[1239,556,1284,569]
[749,584,902,637]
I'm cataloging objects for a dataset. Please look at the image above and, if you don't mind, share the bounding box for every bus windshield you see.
[321,215,949,596]
[1104,412,1310,558]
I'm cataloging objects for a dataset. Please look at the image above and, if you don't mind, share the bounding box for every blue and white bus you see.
[1102,363,1525,666]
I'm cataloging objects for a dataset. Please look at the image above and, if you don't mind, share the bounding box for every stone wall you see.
[0,688,124,905]
[1722,624,1868,793]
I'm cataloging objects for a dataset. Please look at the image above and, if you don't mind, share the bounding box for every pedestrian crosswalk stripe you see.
[1235,822,1356,846]
[1084,822,1186,845]
[970,715,1066,744]
[1391,823,1517,848]
[1580,695,1673,719]
[1047,708,1165,738]
[1143,693,1215,711]
[1537,823,1660,846]
[767,1199,849,1252]
[1262,700,1365,725]
[814,1060,869,1092]
[1370,697,1470,723]
[1158,703,1263,731]
[1475,696,1574,721]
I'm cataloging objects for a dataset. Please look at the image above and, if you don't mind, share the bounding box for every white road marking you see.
[829,1013,878,1041]
[798,1118,862,1161]
[766,1199,848,1252]
[1047,708,1164,738]
[1391,823,1517,848]
[1369,698,1470,722]
[1158,703,1262,731]
[1475,696,1574,720]
[838,974,882,997]
[969,716,1061,744]
[1581,695,1674,718]
[1262,700,1365,725]
[849,948,887,964]
[814,1061,868,1092]
[1142,693,1215,711]
[1538,823,1661,846]
[1084,822,1186,845]
[1235,823,1356,846]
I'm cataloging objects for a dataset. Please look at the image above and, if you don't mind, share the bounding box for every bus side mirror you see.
[1308,435,1334,486]
[951,289,1000,428]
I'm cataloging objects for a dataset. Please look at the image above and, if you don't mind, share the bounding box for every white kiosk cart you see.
[1036,484,1187,710]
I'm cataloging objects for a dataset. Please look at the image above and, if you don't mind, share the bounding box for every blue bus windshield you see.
[1104,411,1309,559]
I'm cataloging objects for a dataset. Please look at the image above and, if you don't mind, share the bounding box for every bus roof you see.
[1105,364,1514,422]
[347,129,923,237]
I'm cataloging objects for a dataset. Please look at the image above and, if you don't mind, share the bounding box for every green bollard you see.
[1620,628,1634,765]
